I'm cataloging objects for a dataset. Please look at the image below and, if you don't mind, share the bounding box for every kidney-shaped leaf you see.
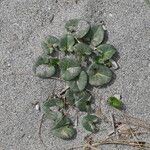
[107,96,123,110]
[41,35,59,55]
[43,97,64,109]
[52,116,72,130]
[43,101,63,121]
[33,56,59,79]
[62,67,81,81]
[74,20,90,38]
[59,58,79,72]
[82,114,99,132]
[73,43,92,55]
[67,71,88,92]
[74,91,92,112]
[59,58,80,80]
[90,25,105,46]
[59,34,75,52]
[65,19,79,32]
[88,63,112,86]
[77,71,88,91]
[36,65,55,79]
[52,125,77,140]
[65,19,90,38]
[65,89,75,105]
[52,115,76,140]
[96,44,117,63]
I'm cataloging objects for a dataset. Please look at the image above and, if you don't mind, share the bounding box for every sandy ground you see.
[0,0,150,150]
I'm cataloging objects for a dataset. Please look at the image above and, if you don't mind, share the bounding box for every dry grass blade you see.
[38,114,47,147]
[92,140,150,148]
[123,113,150,130]
[68,140,150,150]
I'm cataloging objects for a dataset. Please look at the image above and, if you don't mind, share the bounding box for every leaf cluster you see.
[33,19,118,140]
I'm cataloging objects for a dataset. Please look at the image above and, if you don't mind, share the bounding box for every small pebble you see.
[102,25,107,30]
[114,94,121,100]
[109,13,113,17]
[35,103,40,111]
[7,63,11,67]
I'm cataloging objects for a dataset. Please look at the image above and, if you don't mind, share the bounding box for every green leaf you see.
[41,35,59,55]
[74,20,90,39]
[67,71,88,92]
[43,101,63,121]
[73,43,92,55]
[59,34,75,52]
[96,44,116,63]
[65,89,75,105]
[33,56,59,79]
[36,65,55,79]
[52,116,72,130]
[49,58,60,66]
[62,67,81,81]
[65,19,90,38]
[52,125,76,140]
[82,114,99,132]
[52,115,76,140]
[88,63,112,86]
[43,97,64,108]
[59,58,80,80]
[59,58,80,73]
[145,0,150,8]
[77,71,88,91]
[65,19,79,32]
[107,96,123,109]
[74,91,92,112]
[90,25,105,46]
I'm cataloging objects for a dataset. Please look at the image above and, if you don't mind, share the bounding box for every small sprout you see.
[82,114,100,132]
[107,96,123,110]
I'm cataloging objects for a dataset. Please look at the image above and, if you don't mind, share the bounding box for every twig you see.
[59,86,69,96]
[84,144,98,150]
[38,114,47,147]
[110,113,116,134]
